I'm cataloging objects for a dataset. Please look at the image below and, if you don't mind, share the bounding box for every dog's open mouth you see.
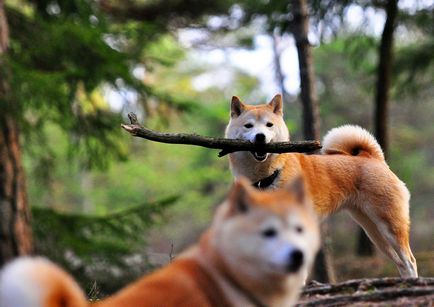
[251,151,268,162]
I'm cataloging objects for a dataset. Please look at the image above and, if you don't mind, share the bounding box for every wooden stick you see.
[121,113,321,157]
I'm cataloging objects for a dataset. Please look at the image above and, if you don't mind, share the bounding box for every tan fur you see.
[0,179,320,307]
[0,257,87,307]
[225,95,418,278]
[322,125,384,160]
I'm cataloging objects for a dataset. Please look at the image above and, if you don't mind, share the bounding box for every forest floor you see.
[331,252,434,281]
[298,277,434,306]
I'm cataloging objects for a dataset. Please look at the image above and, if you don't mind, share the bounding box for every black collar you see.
[252,169,280,189]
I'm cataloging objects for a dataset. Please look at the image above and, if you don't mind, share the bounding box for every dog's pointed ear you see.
[231,96,245,118]
[268,94,283,115]
[228,177,252,214]
[286,176,305,204]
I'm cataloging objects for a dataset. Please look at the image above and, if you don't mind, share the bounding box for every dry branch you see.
[121,113,321,157]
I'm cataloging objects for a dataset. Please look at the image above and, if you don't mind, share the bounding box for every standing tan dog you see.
[225,94,418,278]
[0,178,320,307]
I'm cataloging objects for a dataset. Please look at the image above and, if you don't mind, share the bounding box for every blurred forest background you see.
[0,0,433,296]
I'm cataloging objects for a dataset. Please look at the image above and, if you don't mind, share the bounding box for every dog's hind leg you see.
[347,206,418,278]
[374,208,417,278]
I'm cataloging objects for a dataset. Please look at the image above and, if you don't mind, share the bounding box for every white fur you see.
[216,208,318,280]
[0,257,46,307]
[225,106,290,164]
[322,125,384,160]
[226,115,289,144]
[265,240,297,270]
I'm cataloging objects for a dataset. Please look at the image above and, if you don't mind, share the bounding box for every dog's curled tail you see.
[0,257,88,307]
[322,125,384,161]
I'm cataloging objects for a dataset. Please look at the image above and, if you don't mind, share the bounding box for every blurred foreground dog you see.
[0,178,319,307]
[225,94,418,278]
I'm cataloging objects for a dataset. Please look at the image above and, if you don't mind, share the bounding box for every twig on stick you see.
[121,113,321,157]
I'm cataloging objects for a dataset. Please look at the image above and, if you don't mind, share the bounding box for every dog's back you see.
[277,125,409,216]
[94,257,231,307]
[0,256,230,307]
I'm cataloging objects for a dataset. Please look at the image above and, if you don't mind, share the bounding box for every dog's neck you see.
[229,152,283,183]
[192,229,299,307]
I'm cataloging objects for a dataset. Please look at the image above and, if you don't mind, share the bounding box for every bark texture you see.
[291,0,321,141]
[0,0,33,265]
[299,277,434,306]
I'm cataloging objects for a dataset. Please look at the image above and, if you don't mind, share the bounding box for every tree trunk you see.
[0,0,33,265]
[290,0,334,283]
[356,0,399,257]
[374,0,398,160]
[291,0,320,141]
[356,230,375,256]
[271,31,290,107]
[0,0,8,55]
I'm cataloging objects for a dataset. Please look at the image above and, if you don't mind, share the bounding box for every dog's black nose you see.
[287,249,304,273]
[255,133,266,143]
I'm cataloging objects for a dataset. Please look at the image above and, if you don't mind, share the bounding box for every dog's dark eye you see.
[244,123,253,128]
[262,227,278,238]
[295,226,303,234]
[266,122,274,127]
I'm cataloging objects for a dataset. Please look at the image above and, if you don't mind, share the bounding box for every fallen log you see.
[121,113,321,157]
[298,277,434,306]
